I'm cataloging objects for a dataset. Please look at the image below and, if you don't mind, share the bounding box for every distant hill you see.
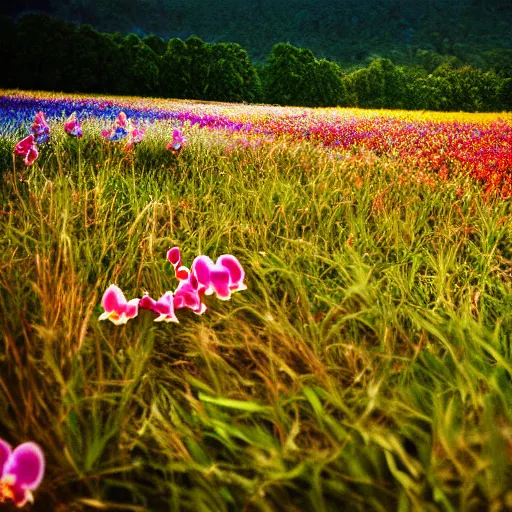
[1,0,511,65]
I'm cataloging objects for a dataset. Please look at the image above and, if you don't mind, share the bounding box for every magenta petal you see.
[174,280,204,313]
[139,293,157,311]
[4,442,45,490]
[191,256,213,287]
[0,439,12,477]
[154,292,173,315]
[167,247,181,267]
[124,299,139,318]
[209,267,231,299]
[217,255,245,285]
[101,284,126,313]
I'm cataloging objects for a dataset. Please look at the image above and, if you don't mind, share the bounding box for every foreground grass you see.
[1,120,512,511]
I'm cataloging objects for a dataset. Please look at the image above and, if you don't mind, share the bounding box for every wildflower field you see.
[1,89,512,511]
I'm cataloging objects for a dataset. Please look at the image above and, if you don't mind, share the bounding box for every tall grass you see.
[1,116,512,511]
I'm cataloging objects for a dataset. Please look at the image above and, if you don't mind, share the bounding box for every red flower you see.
[14,134,39,166]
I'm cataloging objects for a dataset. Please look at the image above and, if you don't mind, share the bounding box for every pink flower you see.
[173,275,207,315]
[191,255,231,300]
[99,284,139,325]
[140,292,179,323]
[64,112,82,137]
[191,254,247,301]
[102,112,129,141]
[166,129,186,153]
[167,247,190,280]
[13,134,39,166]
[217,254,247,293]
[31,111,50,144]
[0,439,45,508]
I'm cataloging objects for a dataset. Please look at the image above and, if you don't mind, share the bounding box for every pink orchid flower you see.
[191,255,231,300]
[99,284,140,325]
[14,134,39,166]
[166,129,186,153]
[31,111,50,144]
[0,439,45,508]
[173,274,207,315]
[64,112,82,137]
[140,291,179,323]
[217,254,248,293]
[191,254,247,301]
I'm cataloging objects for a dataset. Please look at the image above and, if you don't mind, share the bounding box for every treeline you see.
[3,0,511,67]
[1,14,511,112]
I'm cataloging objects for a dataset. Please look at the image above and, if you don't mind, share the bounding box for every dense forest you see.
[1,0,511,66]
[0,12,511,111]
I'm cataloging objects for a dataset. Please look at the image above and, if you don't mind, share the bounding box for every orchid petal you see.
[139,293,157,311]
[124,298,140,319]
[167,247,181,267]
[117,112,128,127]
[217,254,247,291]
[153,292,179,323]
[209,266,231,300]
[191,255,213,286]
[13,135,35,156]
[175,265,190,281]
[3,442,45,490]
[101,284,126,313]
[173,280,206,314]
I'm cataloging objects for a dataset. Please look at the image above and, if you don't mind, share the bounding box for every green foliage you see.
[263,42,347,107]
[28,0,511,69]
[160,37,191,99]
[206,42,262,103]
[143,34,167,56]
[344,58,408,109]
[160,36,261,102]
[417,64,511,112]
[264,42,316,106]
[3,12,512,110]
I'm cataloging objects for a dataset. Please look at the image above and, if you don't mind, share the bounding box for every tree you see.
[263,42,316,105]
[143,34,167,56]
[159,38,191,99]
[206,43,262,102]
[344,58,407,108]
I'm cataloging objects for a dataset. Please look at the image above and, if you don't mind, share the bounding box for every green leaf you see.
[198,393,268,413]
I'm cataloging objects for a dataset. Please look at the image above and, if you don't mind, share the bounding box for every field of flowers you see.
[1,89,512,511]
[1,90,512,196]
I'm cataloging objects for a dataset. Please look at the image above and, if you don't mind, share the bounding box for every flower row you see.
[100,247,246,325]
[13,111,186,166]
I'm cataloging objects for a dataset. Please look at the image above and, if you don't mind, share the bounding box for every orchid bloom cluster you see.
[0,439,45,508]
[101,111,145,152]
[13,111,50,166]
[13,109,187,166]
[99,247,247,325]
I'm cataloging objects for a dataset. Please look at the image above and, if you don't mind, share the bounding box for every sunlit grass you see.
[1,108,512,511]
